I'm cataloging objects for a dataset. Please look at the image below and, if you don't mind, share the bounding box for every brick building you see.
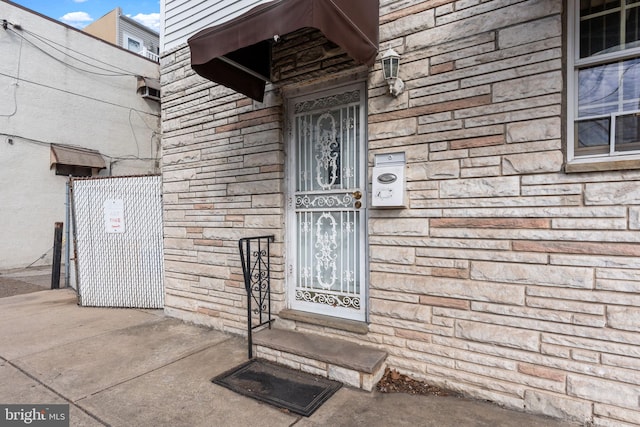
[160,1,640,424]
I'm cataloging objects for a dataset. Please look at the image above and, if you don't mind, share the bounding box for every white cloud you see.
[129,13,160,33]
[60,11,93,28]
[72,0,89,3]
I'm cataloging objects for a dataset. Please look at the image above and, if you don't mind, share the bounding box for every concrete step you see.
[253,328,387,391]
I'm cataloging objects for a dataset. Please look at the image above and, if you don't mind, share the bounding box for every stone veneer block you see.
[327,365,361,389]
[607,306,640,332]
[524,390,592,423]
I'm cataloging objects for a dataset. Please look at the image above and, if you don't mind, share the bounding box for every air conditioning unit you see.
[140,86,160,101]
[136,76,161,102]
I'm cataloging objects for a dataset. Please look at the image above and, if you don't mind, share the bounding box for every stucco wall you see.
[0,2,161,270]
[161,0,640,425]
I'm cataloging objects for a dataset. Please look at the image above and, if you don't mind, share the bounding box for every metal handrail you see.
[239,235,275,358]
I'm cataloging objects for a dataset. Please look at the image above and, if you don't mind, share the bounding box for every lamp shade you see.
[381,48,400,80]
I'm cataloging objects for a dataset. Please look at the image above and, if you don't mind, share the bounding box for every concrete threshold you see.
[253,328,387,391]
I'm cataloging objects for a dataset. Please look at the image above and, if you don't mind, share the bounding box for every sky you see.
[9,0,161,33]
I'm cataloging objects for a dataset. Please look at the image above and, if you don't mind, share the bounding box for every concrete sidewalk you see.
[0,290,578,427]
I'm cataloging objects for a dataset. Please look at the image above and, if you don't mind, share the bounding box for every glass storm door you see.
[287,83,367,321]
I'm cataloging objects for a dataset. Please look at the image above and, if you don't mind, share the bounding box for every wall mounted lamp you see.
[381,48,405,97]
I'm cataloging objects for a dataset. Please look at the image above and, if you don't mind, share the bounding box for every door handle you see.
[353,191,362,209]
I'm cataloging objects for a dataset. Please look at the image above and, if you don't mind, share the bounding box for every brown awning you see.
[187,0,379,102]
[50,144,106,170]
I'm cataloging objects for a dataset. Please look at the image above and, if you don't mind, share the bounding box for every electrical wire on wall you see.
[0,19,160,117]
[4,20,142,77]
[0,68,159,118]
[18,26,144,76]
[1,18,161,171]
[129,108,161,159]
[1,132,157,163]
[0,36,21,117]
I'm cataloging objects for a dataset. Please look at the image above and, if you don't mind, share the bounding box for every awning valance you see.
[137,76,160,92]
[50,144,106,170]
[187,0,379,102]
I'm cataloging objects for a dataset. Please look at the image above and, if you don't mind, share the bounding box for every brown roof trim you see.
[187,0,379,101]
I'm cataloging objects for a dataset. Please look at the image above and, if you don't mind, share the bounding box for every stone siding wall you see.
[161,45,283,333]
[161,0,640,424]
[160,29,355,332]
[368,1,640,425]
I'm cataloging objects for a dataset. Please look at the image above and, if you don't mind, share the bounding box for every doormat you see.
[212,358,342,417]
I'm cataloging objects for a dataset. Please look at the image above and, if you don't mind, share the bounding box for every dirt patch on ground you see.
[0,277,47,298]
[376,367,460,397]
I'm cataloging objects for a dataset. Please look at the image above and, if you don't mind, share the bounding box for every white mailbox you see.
[372,152,406,207]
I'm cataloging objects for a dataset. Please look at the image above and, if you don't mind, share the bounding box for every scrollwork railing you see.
[239,235,275,359]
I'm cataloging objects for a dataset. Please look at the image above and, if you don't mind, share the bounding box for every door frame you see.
[284,80,369,322]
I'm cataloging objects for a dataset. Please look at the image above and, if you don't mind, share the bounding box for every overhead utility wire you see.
[2,20,157,79]
[1,132,157,162]
[7,27,133,77]
[15,26,143,77]
[0,69,159,117]
[1,21,159,115]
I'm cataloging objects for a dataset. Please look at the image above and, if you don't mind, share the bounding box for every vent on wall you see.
[136,76,161,102]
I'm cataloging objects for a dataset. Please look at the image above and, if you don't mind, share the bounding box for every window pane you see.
[580,13,622,57]
[578,63,622,116]
[626,6,640,47]
[578,58,640,116]
[576,118,611,155]
[580,0,622,57]
[581,0,620,15]
[615,113,640,151]
[127,38,141,52]
[622,57,640,107]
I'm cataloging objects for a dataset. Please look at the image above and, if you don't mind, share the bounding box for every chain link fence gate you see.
[70,176,164,308]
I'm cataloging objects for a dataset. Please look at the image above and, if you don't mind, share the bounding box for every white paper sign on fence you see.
[104,199,125,233]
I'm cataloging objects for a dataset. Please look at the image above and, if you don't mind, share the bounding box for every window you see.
[569,1,640,162]
[124,33,143,54]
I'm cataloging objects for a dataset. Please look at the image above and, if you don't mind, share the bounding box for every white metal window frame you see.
[567,0,640,165]
[123,32,144,54]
